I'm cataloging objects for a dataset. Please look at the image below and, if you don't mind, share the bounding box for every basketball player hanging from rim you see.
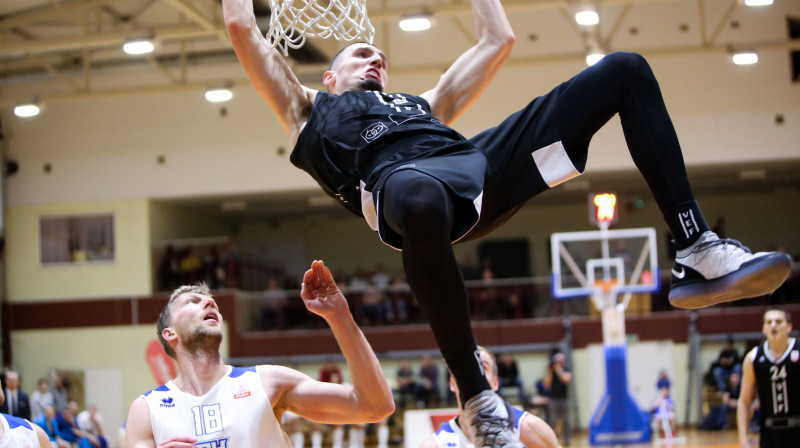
[222,0,792,445]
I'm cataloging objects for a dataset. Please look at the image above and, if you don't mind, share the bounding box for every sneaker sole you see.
[669,253,792,309]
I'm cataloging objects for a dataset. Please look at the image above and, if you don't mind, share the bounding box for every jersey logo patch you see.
[361,122,388,142]
[234,384,251,399]
[791,351,799,362]
[160,397,175,408]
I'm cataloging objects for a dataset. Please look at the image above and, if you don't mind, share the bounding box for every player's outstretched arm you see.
[736,348,757,448]
[222,0,315,141]
[521,413,562,448]
[34,424,53,448]
[269,260,394,424]
[418,434,439,448]
[420,0,515,126]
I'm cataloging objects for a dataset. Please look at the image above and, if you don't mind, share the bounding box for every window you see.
[39,213,115,265]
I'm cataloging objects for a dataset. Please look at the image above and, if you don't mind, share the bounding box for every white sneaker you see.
[669,231,792,309]
[463,390,524,448]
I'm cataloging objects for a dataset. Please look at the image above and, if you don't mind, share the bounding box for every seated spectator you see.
[77,404,108,448]
[656,369,671,391]
[359,281,387,326]
[35,405,70,448]
[55,401,82,446]
[651,387,677,437]
[260,277,288,330]
[395,359,419,408]
[497,353,527,405]
[418,355,440,408]
[712,337,741,391]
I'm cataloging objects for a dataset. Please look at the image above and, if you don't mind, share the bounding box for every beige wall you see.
[5,199,152,301]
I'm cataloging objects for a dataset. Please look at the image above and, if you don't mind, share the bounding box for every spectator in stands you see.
[260,277,288,330]
[51,375,69,414]
[370,263,392,290]
[77,404,108,448]
[720,371,741,430]
[179,246,202,285]
[543,351,572,446]
[656,369,671,391]
[359,281,387,326]
[498,353,527,405]
[318,360,342,384]
[388,275,410,324]
[34,405,70,448]
[158,244,181,291]
[0,370,31,420]
[55,401,82,446]
[202,247,224,289]
[30,378,54,421]
[651,386,677,437]
[712,336,741,391]
[419,354,441,408]
[396,359,419,408]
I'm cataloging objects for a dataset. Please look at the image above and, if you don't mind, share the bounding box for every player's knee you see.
[601,52,654,84]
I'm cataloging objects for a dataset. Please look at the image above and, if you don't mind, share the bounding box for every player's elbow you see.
[363,398,395,422]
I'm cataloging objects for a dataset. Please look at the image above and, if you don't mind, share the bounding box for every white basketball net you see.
[266,0,375,56]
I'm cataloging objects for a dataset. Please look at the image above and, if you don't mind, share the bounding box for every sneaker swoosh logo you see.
[672,267,686,279]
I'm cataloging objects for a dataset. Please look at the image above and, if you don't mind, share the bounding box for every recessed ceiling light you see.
[586,51,605,66]
[575,10,599,26]
[205,88,233,103]
[399,16,432,32]
[123,39,155,55]
[732,51,758,65]
[14,103,41,117]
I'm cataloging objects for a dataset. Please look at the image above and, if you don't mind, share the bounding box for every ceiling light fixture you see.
[205,87,233,103]
[732,51,758,65]
[586,51,605,66]
[744,0,772,6]
[123,39,155,55]
[575,7,599,26]
[14,102,41,118]
[399,15,432,32]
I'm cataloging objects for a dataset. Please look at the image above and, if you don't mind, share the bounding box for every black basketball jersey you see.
[290,90,479,218]
[752,338,800,447]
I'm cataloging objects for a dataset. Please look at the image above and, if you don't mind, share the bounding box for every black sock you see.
[663,200,710,250]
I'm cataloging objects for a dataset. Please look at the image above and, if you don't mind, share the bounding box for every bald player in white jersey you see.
[420,347,561,448]
[125,260,394,448]
[0,387,51,448]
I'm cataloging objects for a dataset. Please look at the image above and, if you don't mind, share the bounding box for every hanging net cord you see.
[267,0,375,55]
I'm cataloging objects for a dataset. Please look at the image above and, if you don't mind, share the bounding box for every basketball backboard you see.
[550,227,660,299]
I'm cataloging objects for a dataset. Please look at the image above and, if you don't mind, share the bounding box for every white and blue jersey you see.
[141,365,291,448]
[432,407,528,448]
[0,413,41,448]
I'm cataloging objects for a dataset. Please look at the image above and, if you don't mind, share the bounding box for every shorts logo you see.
[361,122,388,142]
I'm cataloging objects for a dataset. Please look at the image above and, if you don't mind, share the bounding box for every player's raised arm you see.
[222,0,316,140]
[420,0,515,126]
[268,261,394,424]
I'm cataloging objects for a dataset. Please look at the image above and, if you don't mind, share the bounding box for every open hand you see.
[300,260,349,319]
